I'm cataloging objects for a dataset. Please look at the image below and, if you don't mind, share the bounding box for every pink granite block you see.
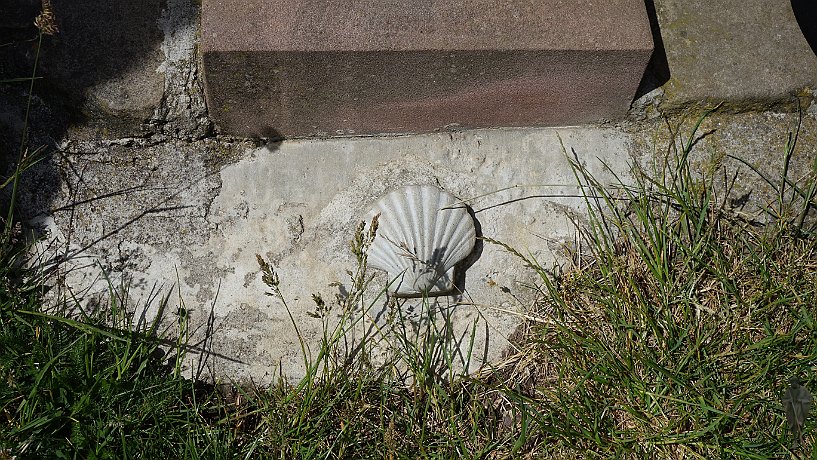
[201,0,654,137]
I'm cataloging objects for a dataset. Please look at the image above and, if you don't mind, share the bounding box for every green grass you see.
[2,110,815,458]
[496,111,817,458]
[2,30,816,459]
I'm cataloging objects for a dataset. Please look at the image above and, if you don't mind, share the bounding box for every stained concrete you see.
[36,129,633,383]
[5,0,817,385]
[28,110,817,384]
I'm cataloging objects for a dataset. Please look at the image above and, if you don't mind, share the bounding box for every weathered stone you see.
[201,0,654,137]
[0,0,211,142]
[655,0,817,112]
[35,0,166,138]
[149,0,213,140]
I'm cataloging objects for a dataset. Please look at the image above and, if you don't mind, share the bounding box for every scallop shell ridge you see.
[366,185,476,296]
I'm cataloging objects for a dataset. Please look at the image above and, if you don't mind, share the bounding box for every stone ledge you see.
[201,0,654,137]
[655,0,817,112]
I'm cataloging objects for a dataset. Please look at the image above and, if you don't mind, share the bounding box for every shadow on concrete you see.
[258,126,285,152]
[0,0,63,224]
[0,0,195,223]
[633,0,671,100]
[454,204,483,298]
[792,0,817,57]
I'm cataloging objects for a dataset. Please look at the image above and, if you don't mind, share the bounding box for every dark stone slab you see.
[0,0,166,141]
[201,0,654,137]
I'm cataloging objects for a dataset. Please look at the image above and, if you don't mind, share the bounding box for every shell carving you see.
[366,185,476,297]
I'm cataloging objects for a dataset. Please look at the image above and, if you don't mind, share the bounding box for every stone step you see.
[655,0,817,112]
[201,0,654,137]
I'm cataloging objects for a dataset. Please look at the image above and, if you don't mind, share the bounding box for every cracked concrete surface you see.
[35,128,635,383]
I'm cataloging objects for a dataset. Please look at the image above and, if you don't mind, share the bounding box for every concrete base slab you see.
[26,111,817,385]
[201,0,653,137]
[37,128,634,384]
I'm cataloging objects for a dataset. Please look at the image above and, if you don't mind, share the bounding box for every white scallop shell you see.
[365,185,476,296]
